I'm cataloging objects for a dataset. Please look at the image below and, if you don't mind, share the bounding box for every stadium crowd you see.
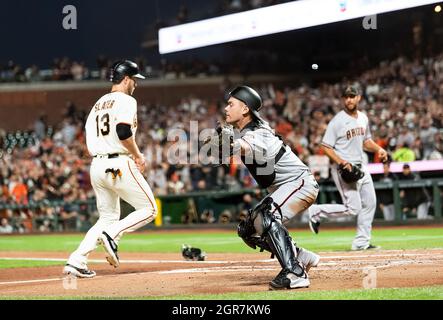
[0,52,442,232]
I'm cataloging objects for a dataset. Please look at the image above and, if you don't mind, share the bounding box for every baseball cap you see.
[342,85,360,97]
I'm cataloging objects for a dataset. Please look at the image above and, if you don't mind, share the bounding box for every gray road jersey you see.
[322,110,371,164]
[239,121,310,189]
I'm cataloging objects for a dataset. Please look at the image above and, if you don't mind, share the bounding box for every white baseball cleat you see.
[63,264,96,278]
[297,248,320,273]
[99,231,120,268]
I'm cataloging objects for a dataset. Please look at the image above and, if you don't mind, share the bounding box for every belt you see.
[93,153,122,159]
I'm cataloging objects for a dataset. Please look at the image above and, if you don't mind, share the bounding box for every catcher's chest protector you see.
[240,122,286,188]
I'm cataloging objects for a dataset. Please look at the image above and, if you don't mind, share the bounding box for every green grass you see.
[0,260,63,269]
[0,226,441,300]
[0,227,442,254]
[1,286,442,300]
[154,285,443,300]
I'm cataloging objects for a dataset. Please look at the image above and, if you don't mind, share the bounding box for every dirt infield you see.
[0,249,442,297]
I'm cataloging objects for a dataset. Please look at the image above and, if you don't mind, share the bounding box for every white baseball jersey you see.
[85,91,138,156]
[321,110,371,164]
[67,90,157,272]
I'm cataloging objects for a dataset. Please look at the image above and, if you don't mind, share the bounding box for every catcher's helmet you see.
[227,85,263,120]
[109,60,146,84]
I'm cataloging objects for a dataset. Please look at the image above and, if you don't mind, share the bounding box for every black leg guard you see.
[238,210,273,254]
[259,198,305,277]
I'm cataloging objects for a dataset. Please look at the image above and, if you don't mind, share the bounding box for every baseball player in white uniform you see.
[308,85,388,250]
[63,60,157,278]
[223,86,320,290]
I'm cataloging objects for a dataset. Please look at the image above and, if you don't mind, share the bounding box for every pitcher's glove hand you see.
[202,122,234,164]
[338,162,364,183]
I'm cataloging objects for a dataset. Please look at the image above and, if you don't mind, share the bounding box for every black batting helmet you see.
[227,85,263,120]
[109,60,146,84]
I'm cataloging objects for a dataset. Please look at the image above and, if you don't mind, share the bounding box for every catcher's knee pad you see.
[251,197,277,236]
[237,198,274,253]
[237,212,257,250]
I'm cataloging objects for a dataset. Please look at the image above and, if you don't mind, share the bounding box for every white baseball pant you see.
[67,155,157,268]
[253,173,319,236]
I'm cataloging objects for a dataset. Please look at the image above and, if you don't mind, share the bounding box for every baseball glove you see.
[181,244,206,261]
[338,163,365,183]
[202,122,234,164]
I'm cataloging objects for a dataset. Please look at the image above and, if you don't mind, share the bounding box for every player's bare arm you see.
[320,144,352,171]
[363,139,388,162]
[120,136,145,172]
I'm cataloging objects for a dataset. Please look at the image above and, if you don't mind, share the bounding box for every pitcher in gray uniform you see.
[224,85,321,290]
[308,85,388,250]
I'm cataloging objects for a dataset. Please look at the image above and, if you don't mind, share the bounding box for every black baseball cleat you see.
[269,269,310,290]
[99,231,120,268]
[308,218,320,235]
[63,264,96,278]
[351,244,381,251]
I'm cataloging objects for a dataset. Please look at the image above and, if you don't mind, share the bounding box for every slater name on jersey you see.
[94,100,115,112]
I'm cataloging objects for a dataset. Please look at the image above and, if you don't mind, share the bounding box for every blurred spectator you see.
[218,209,232,224]
[34,114,48,140]
[313,170,328,185]
[167,172,186,194]
[392,143,416,162]
[307,144,329,179]
[0,218,13,233]
[376,162,397,221]
[10,176,28,205]
[200,209,216,223]
[238,192,258,214]
[398,164,432,220]
[24,64,41,82]
[419,117,438,159]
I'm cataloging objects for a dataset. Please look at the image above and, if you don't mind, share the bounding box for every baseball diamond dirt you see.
[0,249,442,298]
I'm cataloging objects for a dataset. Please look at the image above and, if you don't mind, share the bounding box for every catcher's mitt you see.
[202,122,234,165]
[338,163,364,183]
[181,244,206,261]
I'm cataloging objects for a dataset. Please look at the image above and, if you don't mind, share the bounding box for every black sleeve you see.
[116,123,132,140]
